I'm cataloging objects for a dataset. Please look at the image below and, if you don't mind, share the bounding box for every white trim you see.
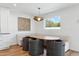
[44,27,61,29]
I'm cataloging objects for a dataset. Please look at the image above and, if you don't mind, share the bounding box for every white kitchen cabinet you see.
[0,40,10,50]
[0,33,17,50]
[0,8,10,33]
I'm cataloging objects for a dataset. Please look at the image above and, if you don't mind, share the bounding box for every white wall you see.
[0,7,36,34]
[8,11,36,45]
[35,4,79,51]
[9,11,35,34]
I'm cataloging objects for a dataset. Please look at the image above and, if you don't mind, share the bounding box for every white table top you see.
[27,34,61,40]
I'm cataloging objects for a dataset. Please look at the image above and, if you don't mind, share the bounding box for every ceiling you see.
[0,3,78,16]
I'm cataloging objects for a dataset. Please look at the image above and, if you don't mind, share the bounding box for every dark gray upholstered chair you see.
[29,38,44,56]
[46,40,65,56]
[22,37,44,56]
[22,36,30,51]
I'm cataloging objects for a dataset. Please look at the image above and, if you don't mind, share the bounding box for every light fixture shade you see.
[33,16,43,21]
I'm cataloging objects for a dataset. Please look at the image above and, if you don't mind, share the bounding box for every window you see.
[44,16,61,29]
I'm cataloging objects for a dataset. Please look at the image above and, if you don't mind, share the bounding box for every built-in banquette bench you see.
[22,34,65,56]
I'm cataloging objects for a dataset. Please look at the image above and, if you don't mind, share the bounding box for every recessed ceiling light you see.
[13,4,16,7]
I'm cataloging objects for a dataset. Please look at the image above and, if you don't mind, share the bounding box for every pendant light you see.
[33,8,43,22]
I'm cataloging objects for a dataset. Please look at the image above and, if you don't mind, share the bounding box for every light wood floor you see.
[0,45,30,56]
[0,45,79,56]
[70,50,79,56]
